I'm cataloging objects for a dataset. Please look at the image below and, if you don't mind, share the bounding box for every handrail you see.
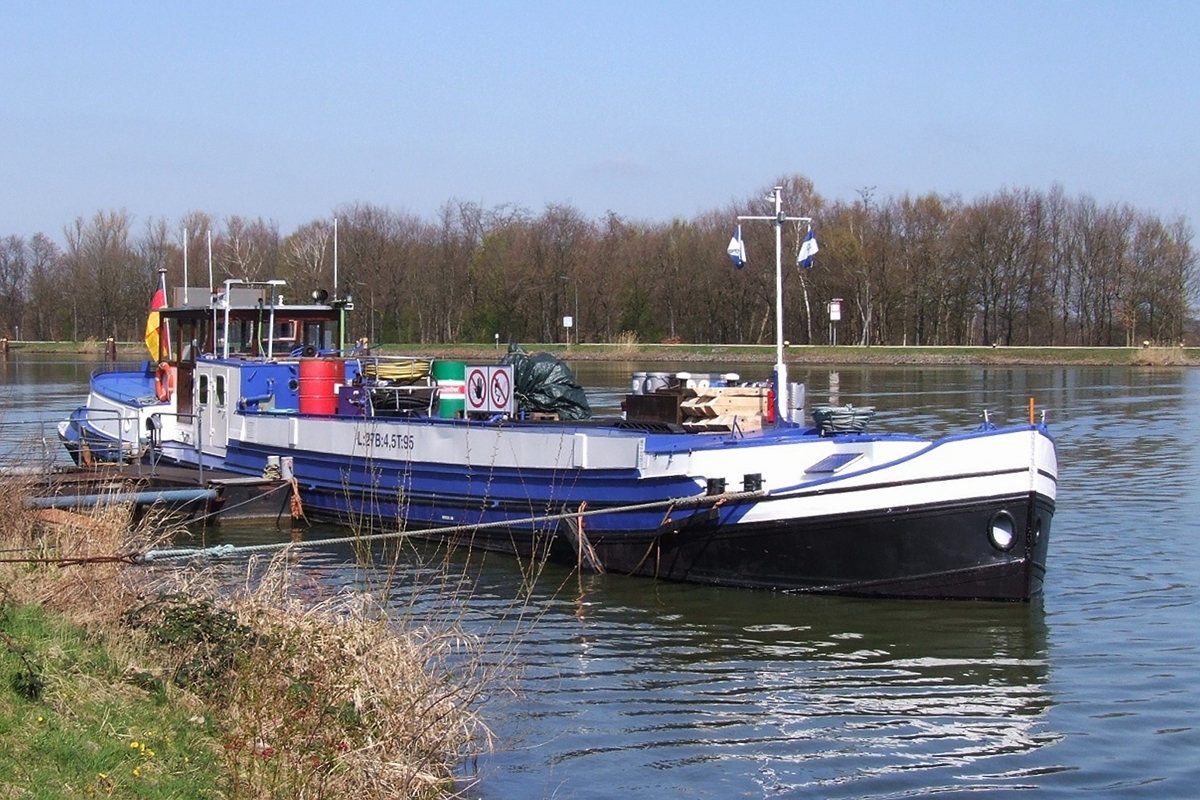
[68,405,144,475]
[0,419,62,471]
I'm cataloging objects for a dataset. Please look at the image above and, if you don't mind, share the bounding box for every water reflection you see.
[0,353,112,466]
[470,566,1053,799]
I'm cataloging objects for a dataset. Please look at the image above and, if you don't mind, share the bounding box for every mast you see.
[207,229,216,351]
[737,187,811,423]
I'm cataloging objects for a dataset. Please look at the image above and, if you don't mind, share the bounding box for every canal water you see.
[2,355,1198,798]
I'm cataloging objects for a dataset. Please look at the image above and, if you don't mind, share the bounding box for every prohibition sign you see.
[490,368,512,411]
[465,367,488,411]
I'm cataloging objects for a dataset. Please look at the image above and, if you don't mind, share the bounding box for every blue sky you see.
[2,1,1197,242]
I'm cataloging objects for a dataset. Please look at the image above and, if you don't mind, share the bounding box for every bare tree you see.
[219,215,280,282]
[282,220,334,298]
[0,235,28,338]
[2,173,1194,348]
[26,234,65,340]
[63,210,140,340]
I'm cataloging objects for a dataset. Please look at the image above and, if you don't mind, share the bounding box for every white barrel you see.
[645,372,671,393]
[789,382,807,423]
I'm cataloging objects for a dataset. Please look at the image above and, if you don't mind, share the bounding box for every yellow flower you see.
[132,766,141,778]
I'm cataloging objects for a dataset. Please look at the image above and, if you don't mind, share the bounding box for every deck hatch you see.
[805,452,864,474]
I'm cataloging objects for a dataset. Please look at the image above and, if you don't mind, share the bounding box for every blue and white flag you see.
[797,226,819,268]
[727,224,747,268]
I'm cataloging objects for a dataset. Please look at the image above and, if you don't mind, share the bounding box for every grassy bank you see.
[6,338,1199,366]
[0,478,491,798]
[377,342,1200,366]
[0,603,223,795]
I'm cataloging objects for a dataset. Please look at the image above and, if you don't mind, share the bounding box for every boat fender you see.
[154,362,176,402]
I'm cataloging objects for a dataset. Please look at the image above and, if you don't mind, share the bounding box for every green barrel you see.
[432,360,466,418]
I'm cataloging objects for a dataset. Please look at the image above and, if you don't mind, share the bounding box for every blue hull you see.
[213,433,1053,600]
[58,407,132,465]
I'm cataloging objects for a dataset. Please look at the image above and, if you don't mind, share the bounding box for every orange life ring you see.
[155,362,176,402]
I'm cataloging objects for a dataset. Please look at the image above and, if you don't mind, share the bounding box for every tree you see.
[26,234,65,340]
[219,216,280,283]
[0,236,28,338]
[282,220,334,299]
[2,173,1194,348]
[63,210,140,340]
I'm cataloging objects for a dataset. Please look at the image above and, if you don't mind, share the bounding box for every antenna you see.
[206,229,213,303]
[182,227,189,305]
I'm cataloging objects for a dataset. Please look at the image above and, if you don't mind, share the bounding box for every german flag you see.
[144,275,169,360]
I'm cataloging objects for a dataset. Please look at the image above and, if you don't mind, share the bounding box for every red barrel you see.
[299,358,342,415]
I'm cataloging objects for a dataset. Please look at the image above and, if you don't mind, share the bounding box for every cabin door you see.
[196,364,235,458]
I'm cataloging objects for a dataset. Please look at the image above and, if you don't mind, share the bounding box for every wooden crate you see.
[624,391,683,425]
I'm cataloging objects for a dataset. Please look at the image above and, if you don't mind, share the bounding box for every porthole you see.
[988,511,1017,552]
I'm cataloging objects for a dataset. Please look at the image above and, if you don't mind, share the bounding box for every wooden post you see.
[105,337,116,362]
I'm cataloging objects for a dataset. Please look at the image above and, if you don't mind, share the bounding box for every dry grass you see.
[136,554,493,799]
[1,477,497,799]
[613,330,640,354]
[1130,345,1188,366]
[0,481,174,624]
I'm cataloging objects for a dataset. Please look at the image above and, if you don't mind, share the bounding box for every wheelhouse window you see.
[303,321,332,352]
[230,320,257,355]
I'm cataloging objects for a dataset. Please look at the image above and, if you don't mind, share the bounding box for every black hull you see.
[591,493,1054,600]
[303,487,1054,601]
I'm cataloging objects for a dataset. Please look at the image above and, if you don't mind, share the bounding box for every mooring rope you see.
[11,485,989,596]
[135,487,768,564]
[0,553,142,567]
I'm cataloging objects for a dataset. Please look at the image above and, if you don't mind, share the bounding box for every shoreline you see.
[4,340,1196,367]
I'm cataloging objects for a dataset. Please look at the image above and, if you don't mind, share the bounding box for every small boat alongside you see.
[57,365,168,465]
[59,194,1058,600]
